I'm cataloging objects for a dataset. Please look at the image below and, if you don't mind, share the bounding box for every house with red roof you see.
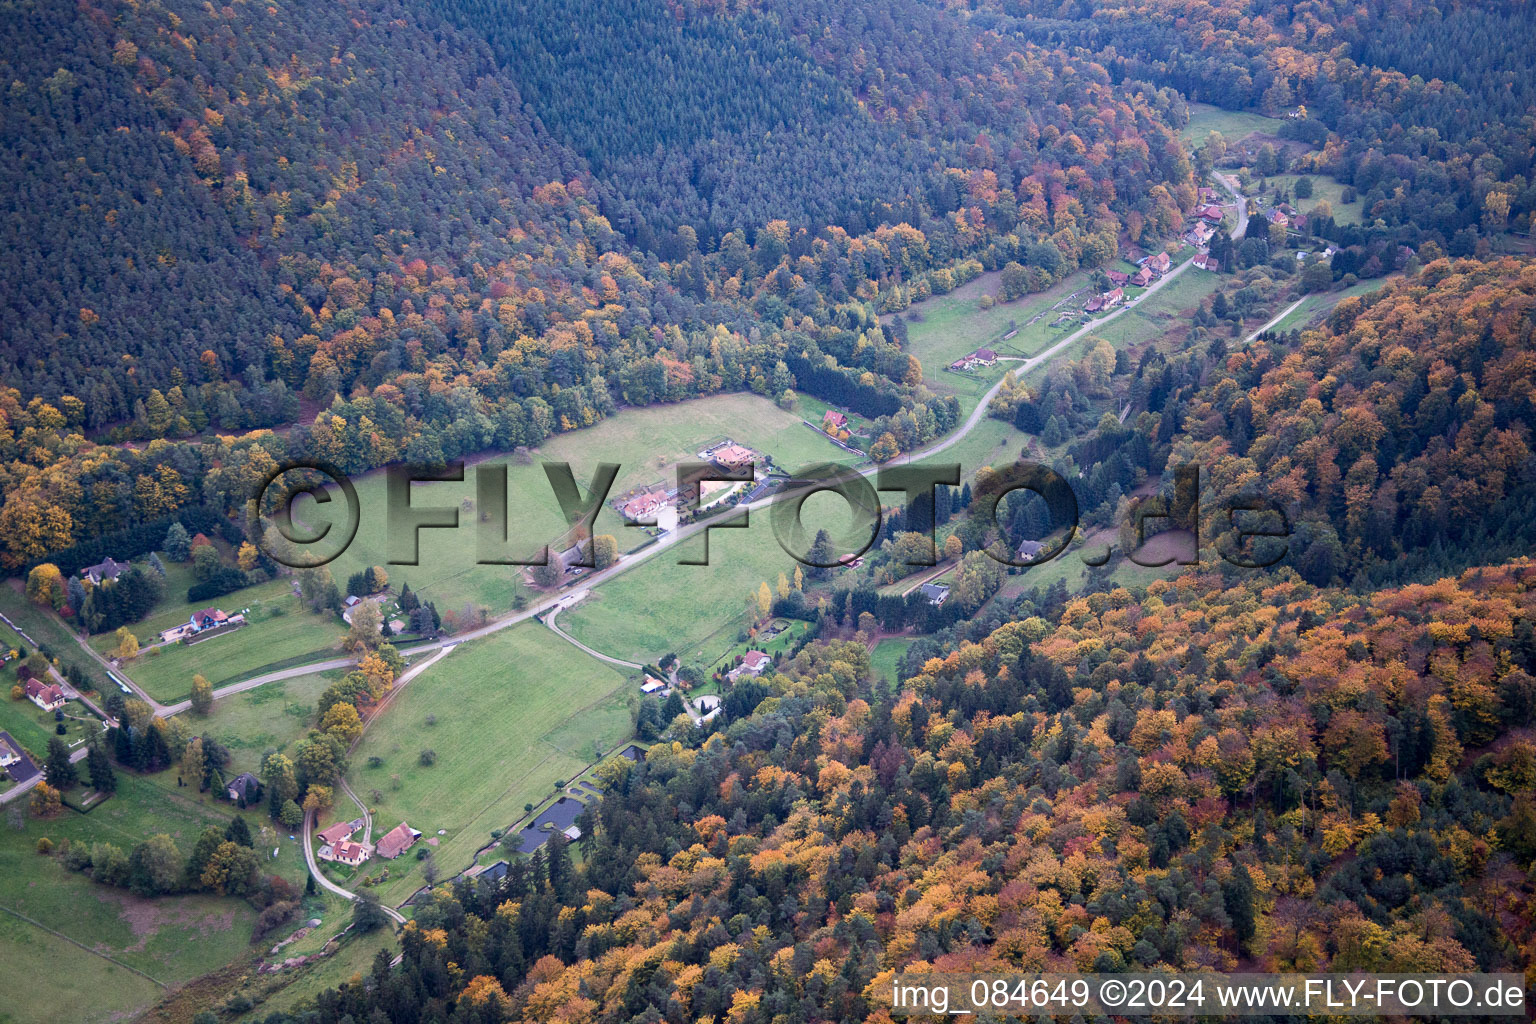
[25,678,65,712]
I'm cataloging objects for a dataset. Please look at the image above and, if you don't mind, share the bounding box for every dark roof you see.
[82,557,126,581]
[919,583,950,603]
[227,772,260,798]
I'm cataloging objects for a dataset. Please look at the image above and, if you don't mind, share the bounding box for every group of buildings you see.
[947,348,999,372]
[609,441,764,534]
[315,818,422,868]
[159,607,246,644]
[1086,251,1174,313]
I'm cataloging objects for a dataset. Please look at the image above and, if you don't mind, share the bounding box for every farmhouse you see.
[1196,204,1223,223]
[25,679,66,712]
[317,819,361,845]
[1084,287,1123,313]
[729,650,772,680]
[920,582,950,606]
[950,348,1000,371]
[1105,269,1129,286]
[1017,539,1046,560]
[226,772,261,805]
[620,487,671,522]
[376,822,422,859]
[329,840,370,867]
[1130,267,1154,288]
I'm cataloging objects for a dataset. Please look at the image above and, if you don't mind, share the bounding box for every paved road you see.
[0,744,88,806]
[1213,171,1249,240]
[105,176,1254,728]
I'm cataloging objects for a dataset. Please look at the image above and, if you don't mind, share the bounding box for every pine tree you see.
[224,815,253,847]
[45,737,78,788]
[87,740,116,793]
[164,522,192,562]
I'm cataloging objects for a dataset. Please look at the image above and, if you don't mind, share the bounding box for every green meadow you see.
[348,623,633,904]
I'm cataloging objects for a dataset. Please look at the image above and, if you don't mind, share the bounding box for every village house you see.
[1130,267,1154,288]
[375,822,421,859]
[1148,252,1171,275]
[81,557,127,585]
[1269,209,1290,229]
[0,732,21,768]
[1017,539,1046,560]
[1105,269,1129,287]
[728,650,771,680]
[328,840,370,867]
[1193,251,1218,271]
[821,410,847,433]
[1195,204,1223,223]
[710,443,758,473]
[226,772,261,805]
[1084,287,1123,313]
[620,487,671,522]
[317,819,362,846]
[25,678,66,712]
[639,678,667,695]
[1198,186,1217,204]
[920,582,950,606]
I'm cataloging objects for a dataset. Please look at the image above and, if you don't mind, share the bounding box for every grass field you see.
[0,773,283,1024]
[1058,265,1219,353]
[903,266,1115,412]
[348,623,633,904]
[1180,102,1279,144]
[306,394,856,621]
[182,668,341,777]
[105,587,344,703]
[0,582,115,695]
[0,691,101,757]
[233,927,396,1022]
[870,638,914,684]
[1249,171,1361,226]
[561,479,875,671]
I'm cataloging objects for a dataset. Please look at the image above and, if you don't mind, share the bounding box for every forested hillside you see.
[231,557,1536,1023]
[0,0,1196,567]
[981,0,1536,245]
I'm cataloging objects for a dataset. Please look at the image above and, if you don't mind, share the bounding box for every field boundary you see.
[0,902,168,987]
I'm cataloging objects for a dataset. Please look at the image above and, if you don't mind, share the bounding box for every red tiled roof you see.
[25,679,64,705]
[317,821,355,845]
[376,822,418,859]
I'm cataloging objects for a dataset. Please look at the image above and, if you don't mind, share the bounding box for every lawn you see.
[307,393,856,622]
[348,623,634,905]
[107,590,344,703]
[1249,171,1361,226]
[561,482,873,671]
[179,668,342,777]
[708,617,811,674]
[0,773,285,1023]
[1059,265,1220,353]
[0,692,102,758]
[0,582,115,695]
[870,638,914,685]
[1180,102,1279,145]
[1269,277,1385,334]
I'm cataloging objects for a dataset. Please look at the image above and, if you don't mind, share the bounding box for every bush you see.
[418,749,436,767]
[36,837,53,854]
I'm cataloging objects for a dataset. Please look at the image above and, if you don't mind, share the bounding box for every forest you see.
[4,0,1536,1020]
